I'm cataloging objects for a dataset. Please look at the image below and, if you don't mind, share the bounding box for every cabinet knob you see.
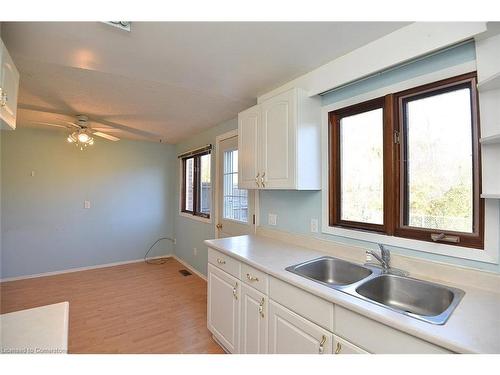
[232,282,238,300]
[246,273,259,282]
[258,297,265,318]
[216,258,226,264]
[335,342,342,354]
[319,335,327,354]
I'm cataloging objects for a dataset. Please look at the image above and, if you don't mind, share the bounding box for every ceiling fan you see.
[30,114,120,150]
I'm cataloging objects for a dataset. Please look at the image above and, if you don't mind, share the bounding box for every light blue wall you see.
[1,128,176,278]
[173,118,238,275]
[260,41,500,274]
[322,40,476,106]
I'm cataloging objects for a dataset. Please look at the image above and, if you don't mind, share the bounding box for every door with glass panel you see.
[217,134,255,238]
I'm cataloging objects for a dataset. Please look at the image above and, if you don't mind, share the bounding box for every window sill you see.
[179,211,212,224]
[320,223,498,264]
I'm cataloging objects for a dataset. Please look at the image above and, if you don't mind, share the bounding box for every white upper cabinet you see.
[238,88,321,190]
[261,88,296,189]
[0,38,19,130]
[238,105,261,189]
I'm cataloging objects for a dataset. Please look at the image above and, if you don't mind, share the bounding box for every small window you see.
[328,72,483,249]
[329,98,389,232]
[223,149,248,222]
[180,147,211,219]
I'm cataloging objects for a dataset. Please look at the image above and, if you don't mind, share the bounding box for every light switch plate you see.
[84,200,91,209]
[268,213,277,226]
[310,218,319,233]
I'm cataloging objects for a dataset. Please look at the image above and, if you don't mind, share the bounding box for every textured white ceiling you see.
[1,22,409,143]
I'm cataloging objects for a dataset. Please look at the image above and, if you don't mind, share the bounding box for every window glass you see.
[340,108,384,225]
[199,153,211,215]
[185,157,194,212]
[223,150,248,222]
[404,87,473,233]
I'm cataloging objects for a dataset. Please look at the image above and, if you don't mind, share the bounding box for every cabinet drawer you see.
[335,306,452,354]
[208,248,241,279]
[269,276,334,331]
[241,263,269,294]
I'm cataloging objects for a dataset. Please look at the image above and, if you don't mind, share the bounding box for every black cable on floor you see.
[144,237,175,265]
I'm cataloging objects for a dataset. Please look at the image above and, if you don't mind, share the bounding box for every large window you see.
[328,72,483,249]
[180,147,211,219]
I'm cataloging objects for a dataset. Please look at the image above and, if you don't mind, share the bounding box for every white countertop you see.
[1,302,69,354]
[205,235,500,354]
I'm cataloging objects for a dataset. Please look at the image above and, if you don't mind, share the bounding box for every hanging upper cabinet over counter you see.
[238,88,321,190]
[0,38,20,131]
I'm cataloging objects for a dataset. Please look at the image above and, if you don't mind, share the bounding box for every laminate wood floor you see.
[0,258,224,354]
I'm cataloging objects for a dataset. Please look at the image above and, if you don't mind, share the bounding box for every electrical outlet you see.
[84,200,91,209]
[268,213,277,226]
[173,238,177,245]
[310,218,319,233]
[193,248,197,256]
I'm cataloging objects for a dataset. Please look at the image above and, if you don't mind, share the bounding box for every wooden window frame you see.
[328,72,484,249]
[329,97,392,233]
[180,150,211,219]
[393,72,483,249]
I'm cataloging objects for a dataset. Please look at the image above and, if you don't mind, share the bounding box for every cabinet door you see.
[260,89,296,189]
[333,335,369,354]
[0,41,19,130]
[240,284,268,354]
[268,300,332,354]
[238,105,261,189]
[207,264,240,353]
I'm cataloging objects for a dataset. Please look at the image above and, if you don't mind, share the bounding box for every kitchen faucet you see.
[366,244,408,276]
[366,244,391,270]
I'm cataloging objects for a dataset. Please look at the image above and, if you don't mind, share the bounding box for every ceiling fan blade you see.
[28,121,70,129]
[62,120,81,128]
[93,131,120,141]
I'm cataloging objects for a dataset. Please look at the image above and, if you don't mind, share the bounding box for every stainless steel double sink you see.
[285,256,464,325]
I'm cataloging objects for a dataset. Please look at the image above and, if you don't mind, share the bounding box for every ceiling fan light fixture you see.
[68,129,94,150]
[77,133,90,143]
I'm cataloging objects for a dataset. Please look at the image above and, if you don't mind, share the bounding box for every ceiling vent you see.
[103,21,131,32]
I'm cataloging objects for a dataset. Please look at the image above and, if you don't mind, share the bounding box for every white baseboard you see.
[172,255,207,281]
[0,255,172,283]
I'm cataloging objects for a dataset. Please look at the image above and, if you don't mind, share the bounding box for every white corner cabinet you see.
[206,247,451,354]
[0,38,19,130]
[238,88,321,190]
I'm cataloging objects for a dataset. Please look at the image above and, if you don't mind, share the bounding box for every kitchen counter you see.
[0,302,69,354]
[205,235,500,354]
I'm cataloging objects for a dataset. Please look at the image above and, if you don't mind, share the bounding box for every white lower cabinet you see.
[333,335,369,354]
[268,300,333,354]
[207,248,450,354]
[207,264,240,353]
[239,284,268,354]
